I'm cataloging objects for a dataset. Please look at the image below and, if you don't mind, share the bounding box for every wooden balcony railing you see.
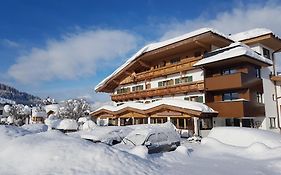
[111,81,204,102]
[120,56,202,85]
[207,101,265,118]
[205,72,262,91]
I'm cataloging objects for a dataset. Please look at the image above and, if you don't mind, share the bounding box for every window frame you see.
[263,47,271,59]
[222,92,239,101]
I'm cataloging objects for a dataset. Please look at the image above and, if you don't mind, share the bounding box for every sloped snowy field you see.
[0,125,281,175]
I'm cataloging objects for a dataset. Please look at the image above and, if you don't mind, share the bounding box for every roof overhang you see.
[91,100,218,118]
[194,55,272,68]
[96,30,233,93]
[241,34,281,52]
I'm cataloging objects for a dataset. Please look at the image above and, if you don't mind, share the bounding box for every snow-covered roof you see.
[32,111,47,118]
[0,97,16,105]
[44,104,60,115]
[95,28,232,91]
[230,28,273,41]
[94,99,217,113]
[193,42,273,67]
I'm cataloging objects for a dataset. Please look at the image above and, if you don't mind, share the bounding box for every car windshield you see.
[124,133,147,146]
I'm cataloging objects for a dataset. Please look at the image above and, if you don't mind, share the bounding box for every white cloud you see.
[8,29,138,83]
[1,39,20,48]
[159,3,281,40]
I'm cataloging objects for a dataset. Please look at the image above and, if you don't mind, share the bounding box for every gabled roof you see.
[193,42,273,67]
[95,28,233,92]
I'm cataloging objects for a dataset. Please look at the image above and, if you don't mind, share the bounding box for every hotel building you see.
[92,28,281,136]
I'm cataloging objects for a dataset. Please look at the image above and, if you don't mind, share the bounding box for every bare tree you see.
[58,99,91,120]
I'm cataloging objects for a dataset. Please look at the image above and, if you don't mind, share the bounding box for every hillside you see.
[0,83,41,105]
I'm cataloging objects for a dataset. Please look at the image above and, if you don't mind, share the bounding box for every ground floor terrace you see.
[91,99,218,136]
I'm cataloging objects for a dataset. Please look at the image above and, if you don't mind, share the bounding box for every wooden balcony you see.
[207,101,265,118]
[111,81,204,102]
[120,56,202,85]
[205,72,262,91]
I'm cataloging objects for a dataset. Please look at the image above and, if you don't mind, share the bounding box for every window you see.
[200,118,213,130]
[269,117,276,128]
[175,76,193,85]
[178,118,185,129]
[256,92,263,103]
[132,85,144,92]
[157,133,168,142]
[226,118,240,126]
[147,134,157,143]
[222,92,239,101]
[170,57,181,64]
[263,48,270,59]
[255,67,261,78]
[158,79,174,87]
[116,87,130,94]
[221,68,237,75]
[185,96,203,103]
[0,110,3,115]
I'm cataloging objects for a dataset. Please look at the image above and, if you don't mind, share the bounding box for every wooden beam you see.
[112,79,120,85]
[139,60,150,68]
[195,40,209,50]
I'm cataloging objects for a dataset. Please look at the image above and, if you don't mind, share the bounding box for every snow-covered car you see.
[80,126,133,145]
[122,123,180,154]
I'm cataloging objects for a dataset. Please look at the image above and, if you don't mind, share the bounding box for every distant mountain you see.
[0,83,42,105]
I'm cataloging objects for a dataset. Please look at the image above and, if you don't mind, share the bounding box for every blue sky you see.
[0,0,281,107]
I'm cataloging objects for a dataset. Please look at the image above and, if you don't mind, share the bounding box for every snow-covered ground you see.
[0,125,281,175]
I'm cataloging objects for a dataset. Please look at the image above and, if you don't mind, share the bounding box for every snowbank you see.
[82,120,97,131]
[21,124,48,133]
[205,127,281,148]
[56,119,78,130]
[0,127,157,175]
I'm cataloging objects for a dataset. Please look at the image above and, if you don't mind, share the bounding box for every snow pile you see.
[230,28,273,41]
[128,146,148,159]
[95,28,232,91]
[56,119,78,130]
[205,127,281,148]
[21,124,48,133]
[82,120,97,131]
[194,42,273,67]
[0,126,157,175]
[80,126,133,145]
[44,115,61,130]
[94,99,217,114]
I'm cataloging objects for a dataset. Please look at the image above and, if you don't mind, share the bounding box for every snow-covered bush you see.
[58,99,91,120]
[3,104,31,126]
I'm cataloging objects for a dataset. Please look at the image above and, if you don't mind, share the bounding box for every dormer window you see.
[263,48,270,59]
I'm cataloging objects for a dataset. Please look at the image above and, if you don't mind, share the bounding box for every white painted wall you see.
[250,44,278,131]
